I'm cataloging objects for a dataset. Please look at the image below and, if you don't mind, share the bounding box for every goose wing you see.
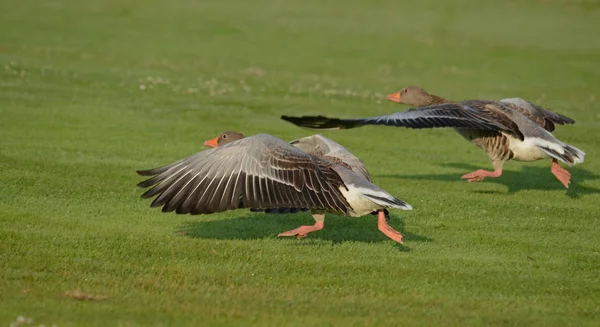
[282,101,523,139]
[137,134,351,215]
[500,98,575,132]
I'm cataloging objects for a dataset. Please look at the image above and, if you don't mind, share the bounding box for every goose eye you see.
[222,134,227,139]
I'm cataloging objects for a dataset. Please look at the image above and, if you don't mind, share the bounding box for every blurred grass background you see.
[1,0,599,326]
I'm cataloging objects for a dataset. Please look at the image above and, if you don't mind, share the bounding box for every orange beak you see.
[387,92,401,103]
[203,136,219,148]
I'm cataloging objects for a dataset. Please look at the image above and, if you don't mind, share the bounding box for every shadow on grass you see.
[379,162,600,198]
[178,213,431,251]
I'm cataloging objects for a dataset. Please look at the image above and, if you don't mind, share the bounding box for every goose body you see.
[505,133,549,162]
[281,87,585,188]
[137,132,411,243]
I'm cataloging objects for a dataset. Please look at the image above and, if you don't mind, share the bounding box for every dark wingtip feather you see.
[140,184,163,198]
[161,205,175,213]
[137,168,157,176]
[137,179,154,189]
[532,103,575,125]
[136,164,176,188]
[150,200,164,208]
[137,163,174,176]
[554,114,575,125]
[281,115,361,130]
[136,173,167,188]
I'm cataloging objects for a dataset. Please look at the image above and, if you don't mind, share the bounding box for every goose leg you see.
[551,159,571,188]
[278,213,324,239]
[461,160,504,182]
[377,210,403,244]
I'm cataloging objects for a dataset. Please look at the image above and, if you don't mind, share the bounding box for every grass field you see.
[1,0,600,326]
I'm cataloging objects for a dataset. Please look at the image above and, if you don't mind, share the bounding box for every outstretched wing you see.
[137,134,351,215]
[282,101,522,138]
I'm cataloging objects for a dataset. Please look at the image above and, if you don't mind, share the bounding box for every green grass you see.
[1,0,600,326]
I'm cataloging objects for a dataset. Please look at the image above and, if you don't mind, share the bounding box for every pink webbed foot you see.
[551,159,571,188]
[278,221,324,239]
[377,211,403,244]
[461,169,502,182]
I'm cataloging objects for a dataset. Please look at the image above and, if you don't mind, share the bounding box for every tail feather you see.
[539,142,585,166]
[281,115,363,130]
[362,193,413,211]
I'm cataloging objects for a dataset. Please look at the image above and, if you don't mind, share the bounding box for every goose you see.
[136,131,412,243]
[281,87,585,188]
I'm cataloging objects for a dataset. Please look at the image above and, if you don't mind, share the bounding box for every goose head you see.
[203,131,245,148]
[387,86,433,106]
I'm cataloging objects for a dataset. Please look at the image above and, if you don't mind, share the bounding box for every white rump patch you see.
[507,135,557,161]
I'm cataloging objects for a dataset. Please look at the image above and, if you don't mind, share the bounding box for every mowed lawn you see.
[1,0,600,326]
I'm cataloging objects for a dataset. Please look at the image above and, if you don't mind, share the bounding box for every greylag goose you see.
[136,131,412,243]
[281,87,585,188]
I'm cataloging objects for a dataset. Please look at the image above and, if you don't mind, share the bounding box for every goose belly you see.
[504,133,549,161]
[338,186,381,217]
[455,129,513,160]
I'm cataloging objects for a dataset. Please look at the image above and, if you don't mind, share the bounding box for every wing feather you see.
[500,98,575,132]
[136,134,351,215]
[282,101,526,140]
